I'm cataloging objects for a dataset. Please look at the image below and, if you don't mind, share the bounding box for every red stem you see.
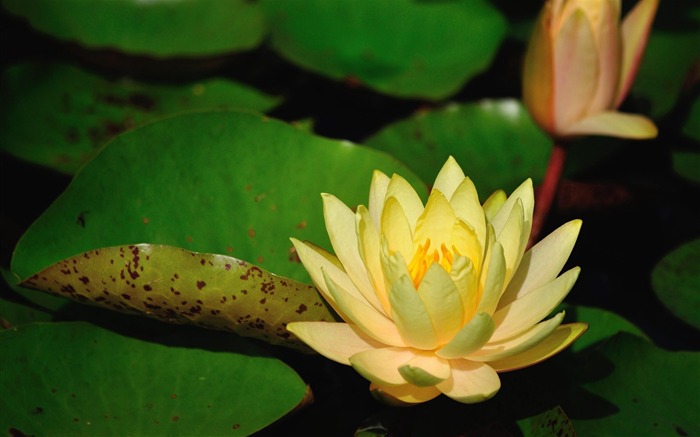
[528,142,567,249]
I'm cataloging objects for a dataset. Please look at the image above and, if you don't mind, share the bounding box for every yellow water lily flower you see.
[522,0,658,139]
[287,157,587,404]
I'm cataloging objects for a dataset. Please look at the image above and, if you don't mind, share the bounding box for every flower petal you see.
[389,275,438,350]
[562,110,658,139]
[451,219,483,273]
[436,360,501,403]
[369,169,391,229]
[449,177,487,249]
[323,194,382,312]
[417,263,464,345]
[482,190,506,221]
[436,312,496,359]
[357,205,390,315]
[585,0,621,115]
[476,240,506,316]
[291,238,359,312]
[381,196,414,263]
[350,347,414,386]
[522,4,556,135]
[495,199,525,284]
[413,190,456,251]
[286,322,385,365]
[323,270,407,347]
[450,255,478,322]
[500,219,582,308]
[490,179,534,242]
[433,156,466,199]
[398,352,451,387]
[553,8,599,132]
[488,323,588,372]
[616,0,659,107]
[467,311,566,362]
[370,383,441,404]
[490,267,580,342]
[386,173,424,232]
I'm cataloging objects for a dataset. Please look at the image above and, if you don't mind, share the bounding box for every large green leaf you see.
[261,0,507,100]
[0,63,280,174]
[365,100,551,195]
[561,304,648,353]
[11,109,427,290]
[651,239,700,330]
[0,321,307,436]
[569,333,700,436]
[21,244,334,350]
[1,0,265,57]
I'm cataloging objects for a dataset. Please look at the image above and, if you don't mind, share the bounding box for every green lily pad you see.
[1,0,265,57]
[0,321,308,436]
[683,97,700,142]
[560,304,648,353]
[526,405,576,437]
[632,27,700,118]
[21,244,335,350]
[261,0,506,99]
[651,239,700,330]
[11,109,426,293]
[569,333,700,436]
[364,99,551,195]
[0,62,281,174]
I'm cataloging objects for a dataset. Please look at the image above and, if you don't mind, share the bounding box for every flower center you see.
[407,239,456,288]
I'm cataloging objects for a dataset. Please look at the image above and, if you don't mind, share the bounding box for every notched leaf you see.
[19,244,336,350]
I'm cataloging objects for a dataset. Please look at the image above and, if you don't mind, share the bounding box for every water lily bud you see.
[287,157,587,404]
[522,0,659,140]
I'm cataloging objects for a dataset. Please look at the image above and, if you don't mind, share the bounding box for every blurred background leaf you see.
[651,239,700,330]
[1,0,265,57]
[261,0,507,100]
[0,63,280,174]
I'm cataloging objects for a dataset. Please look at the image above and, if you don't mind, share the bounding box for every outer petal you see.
[553,8,599,132]
[291,238,360,310]
[490,267,580,342]
[324,270,407,347]
[500,219,581,308]
[369,170,391,228]
[562,110,657,139]
[488,323,588,372]
[432,156,466,199]
[389,275,438,350]
[398,352,451,387]
[350,347,416,386]
[357,205,390,315]
[323,194,381,312]
[386,174,424,232]
[490,179,534,242]
[370,383,441,404]
[495,199,525,284]
[616,0,659,106]
[522,4,556,135]
[417,263,464,345]
[467,311,566,362]
[436,312,496,359]
[476,240,506,316]
[436,360,501,403]
[585,0,621,115]
[286,322,385,365]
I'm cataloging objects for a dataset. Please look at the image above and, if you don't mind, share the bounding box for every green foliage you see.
[0,63,280,174]
[1,0,265,56]
[0,321,307,436]
[365,100,551,196]
[261,0,507,99]
[652,239,700,330]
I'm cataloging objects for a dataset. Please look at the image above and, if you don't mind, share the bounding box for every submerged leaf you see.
[20,244,335,350]
[651,239,700,330]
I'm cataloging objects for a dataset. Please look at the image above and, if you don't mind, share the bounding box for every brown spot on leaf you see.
[248,229,256,238]
[196,281,206,290]
[296,304,308,314]
[296,220,307,229]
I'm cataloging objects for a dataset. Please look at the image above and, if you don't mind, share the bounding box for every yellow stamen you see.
[408,239,457,288]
